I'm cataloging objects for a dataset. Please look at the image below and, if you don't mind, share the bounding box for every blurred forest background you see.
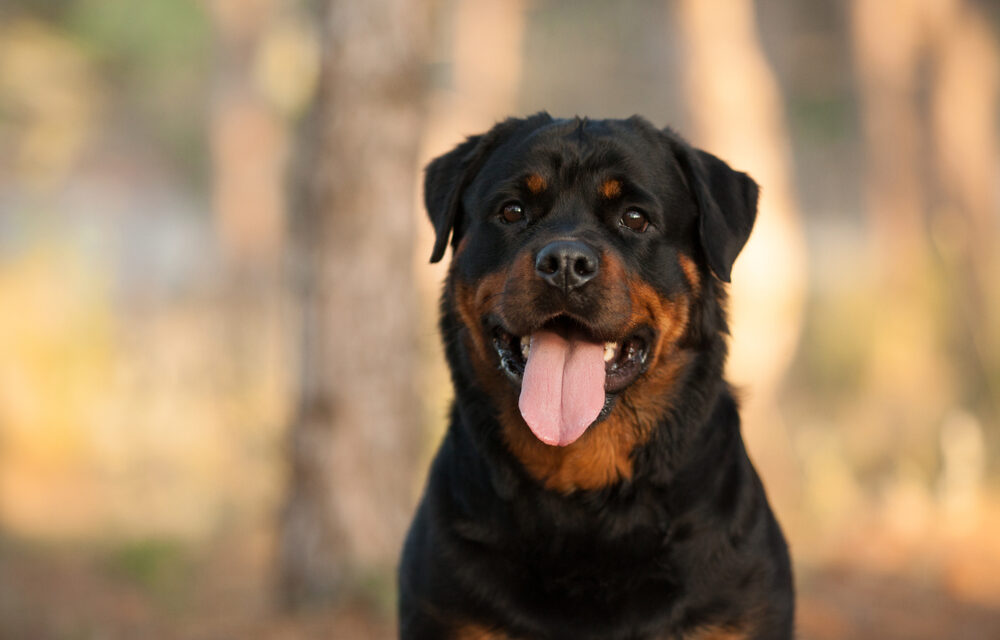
[0,0,998,638]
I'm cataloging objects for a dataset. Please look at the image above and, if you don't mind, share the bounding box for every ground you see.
[1,531,997,640]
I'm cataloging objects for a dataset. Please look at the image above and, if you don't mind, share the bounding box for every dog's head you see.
[427,114,757,492]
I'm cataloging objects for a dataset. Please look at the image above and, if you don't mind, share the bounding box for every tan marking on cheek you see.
[492,250,542,325]
[600,178,622,199]
[508,250,537,287]
[452,270,506,371]
[589,251,632,326]
[625,277,691,369]
[678,253,701,294]
[525,173,546,194]
[608,277,693,436]
[599,249,626,283]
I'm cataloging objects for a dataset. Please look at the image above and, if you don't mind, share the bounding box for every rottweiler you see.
[399,114,794,640]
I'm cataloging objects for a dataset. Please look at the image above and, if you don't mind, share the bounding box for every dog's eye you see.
[620,209,649,233]
[500,203,525,224]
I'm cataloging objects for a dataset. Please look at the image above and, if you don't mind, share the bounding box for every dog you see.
[399,114,794,640]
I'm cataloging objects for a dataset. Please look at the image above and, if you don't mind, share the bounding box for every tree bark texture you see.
[280,0,428,607]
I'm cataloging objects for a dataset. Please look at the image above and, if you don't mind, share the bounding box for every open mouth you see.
[492,318,652,393]
[490,316,653,447]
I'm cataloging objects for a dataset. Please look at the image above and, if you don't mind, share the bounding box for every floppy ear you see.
[425,113,553,263]
[675,144,759,283]
[425,134,486,263]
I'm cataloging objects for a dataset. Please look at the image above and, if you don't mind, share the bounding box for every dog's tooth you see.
[520,336,530,359]
[603,342,617,363]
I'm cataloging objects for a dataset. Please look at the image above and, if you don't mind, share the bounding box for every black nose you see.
[534,240,600,292]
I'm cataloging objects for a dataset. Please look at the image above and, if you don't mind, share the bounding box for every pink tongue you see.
[518,330,607,447]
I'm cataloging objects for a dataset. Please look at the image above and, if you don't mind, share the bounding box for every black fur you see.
[400,114,793,639]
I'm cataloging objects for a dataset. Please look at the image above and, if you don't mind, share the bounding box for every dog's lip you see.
[488,315,654,394]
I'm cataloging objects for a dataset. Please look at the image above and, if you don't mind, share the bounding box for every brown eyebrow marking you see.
[600,178,622,199]
[525,173,546,194]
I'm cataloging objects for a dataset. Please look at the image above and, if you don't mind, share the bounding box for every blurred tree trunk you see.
[849,0,999,454]
[208,0,292,521]
[926,0,1000,419]
[673,0,807,505]
[849,0,928,282]
[209,0,285,268]
[850,0,938,474]
[280,0,428,607]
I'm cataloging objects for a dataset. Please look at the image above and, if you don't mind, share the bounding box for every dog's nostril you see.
[573,255,596,277]
[537,253,560,275]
